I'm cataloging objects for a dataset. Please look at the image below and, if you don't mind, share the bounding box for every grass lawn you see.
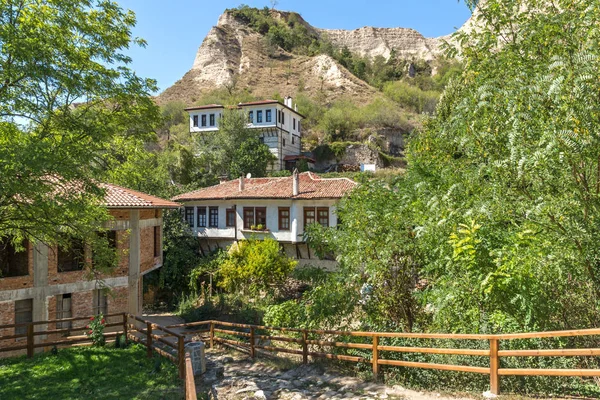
[0,344,183,400]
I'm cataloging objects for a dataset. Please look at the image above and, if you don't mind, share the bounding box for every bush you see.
[218,238,297,295]
[85,314,106,347]
[383,80,440,114]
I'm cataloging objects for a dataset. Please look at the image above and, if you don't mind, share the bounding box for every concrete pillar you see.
[32,242,49,349]
[128,209,141,316]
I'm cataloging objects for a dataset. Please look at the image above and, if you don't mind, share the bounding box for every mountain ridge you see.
[157,8,470,106]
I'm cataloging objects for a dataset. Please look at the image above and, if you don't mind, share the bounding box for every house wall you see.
[184,199,338,243]
[0,208,164,355]
[189,108,223,132]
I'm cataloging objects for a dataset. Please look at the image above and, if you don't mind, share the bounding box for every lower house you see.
[0,183,180,353]
[172,171,357,268]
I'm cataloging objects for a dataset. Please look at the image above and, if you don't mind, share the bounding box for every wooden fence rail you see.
[0,313,198,400]
[186,320,600,396]
[4,315,600,396]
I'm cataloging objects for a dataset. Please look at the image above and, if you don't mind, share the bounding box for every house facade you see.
[0,183,179,352]
[172,171,356,268]
[186,97,304,171]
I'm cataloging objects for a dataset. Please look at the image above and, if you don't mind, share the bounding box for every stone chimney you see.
[292,168,299,196]
[239,176,244,191]
[285,96,293,108]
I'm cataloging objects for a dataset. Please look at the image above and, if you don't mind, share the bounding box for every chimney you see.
[292,168,299,196]
[285,96,293,108]
[219,175,228,184]
[239,176,244,191]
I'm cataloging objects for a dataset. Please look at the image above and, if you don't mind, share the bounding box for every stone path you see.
[196,348,475,400]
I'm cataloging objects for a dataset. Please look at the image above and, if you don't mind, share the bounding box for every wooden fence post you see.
[122,314,128,345]
[490,338,500,395]
[178,335,185,379]
[250,326,255,358]
[146,321,153,358]
[372,335,379,378]
[209,321,214,348]
[26,323,34,358]
[302,330,308,364]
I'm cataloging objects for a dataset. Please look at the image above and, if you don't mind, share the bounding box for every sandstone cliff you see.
[158,9,471,106]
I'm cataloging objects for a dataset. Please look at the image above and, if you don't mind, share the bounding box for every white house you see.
[172,171,357,268]
[185,97,304,171]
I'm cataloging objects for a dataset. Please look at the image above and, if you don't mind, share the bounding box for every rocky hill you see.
[157,9,468,106]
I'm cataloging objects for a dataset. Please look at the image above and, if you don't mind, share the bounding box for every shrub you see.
[383,81,440,114]
[218,238,297,295]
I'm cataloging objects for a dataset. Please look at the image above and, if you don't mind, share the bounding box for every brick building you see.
[0,183,180,351]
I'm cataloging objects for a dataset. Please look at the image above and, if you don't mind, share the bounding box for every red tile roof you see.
[172,172,356,201]
[184,104,224,111]
[100,183,181,209]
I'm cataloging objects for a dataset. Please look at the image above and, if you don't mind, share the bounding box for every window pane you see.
[304,208,316,229]
[243,208,254,229]
[210,114,215,126]
[193,115,198,127]
[197,207,207,228]
[279,208,290,231]
[255,208,267,228]
[226,209,236,227]
[185,207,194,227]
[93,289,108,316]
[317,208,329,227]
[249,111,253,123]
[201,115,206,126]
[266,109,272,122]
[257,110,263,123]
[209,207,219,228]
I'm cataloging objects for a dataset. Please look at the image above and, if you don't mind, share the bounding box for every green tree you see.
[0,0,158,273]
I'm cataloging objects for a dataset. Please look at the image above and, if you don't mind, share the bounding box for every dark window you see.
[197,207,207,228]
[293,118,296,130]
[277,110,281,123]
[283,138,286,147]
[15,299,32,336]
[281,111,285,124]
[257,110,263,123]
[255,207,267,228]
[57,238,85,273]
[304,207,316,229]
[153,226,160,258]
[93,289,107,316]
[317,207,330,227]
[209,114,215,126]
[92,230,116,266]
[266,109,272,122]
[298,121,301,133]
[0,238,29,278]
[209,207,219,228]
[201,115,207,127]
[259,136,264,144]
[278,208,290,231]
[249,111,254,123]
[184,207,194,228]
[292,136,295,145]
[56,293,72,330]
[193,115,198,127]
[226,209,236,227]
[243,208,254,230]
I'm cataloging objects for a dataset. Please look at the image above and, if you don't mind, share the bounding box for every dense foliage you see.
[0,0,160,275]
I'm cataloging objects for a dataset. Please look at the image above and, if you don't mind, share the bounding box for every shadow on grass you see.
[0,344,182,400]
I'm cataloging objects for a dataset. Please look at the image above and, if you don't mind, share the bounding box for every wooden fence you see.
[3,315,600,396]
[0,313,198,400]
[164,320,600,396]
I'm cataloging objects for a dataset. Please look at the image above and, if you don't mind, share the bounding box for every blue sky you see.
[116,1,472,93]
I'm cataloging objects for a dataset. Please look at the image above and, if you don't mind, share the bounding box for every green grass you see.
[0,344,182,400]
